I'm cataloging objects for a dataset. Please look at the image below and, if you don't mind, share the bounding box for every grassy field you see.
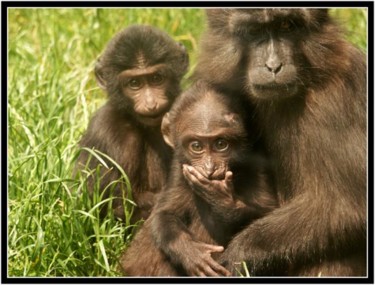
[7,8,367,277]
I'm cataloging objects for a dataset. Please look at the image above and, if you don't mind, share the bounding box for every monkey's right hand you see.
[179,241,231,277]
[182,164,234,206]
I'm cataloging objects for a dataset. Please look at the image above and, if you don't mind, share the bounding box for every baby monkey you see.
[119,81,278,276]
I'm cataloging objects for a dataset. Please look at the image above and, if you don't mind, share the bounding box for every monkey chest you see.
[192,200,228,246]
[142,144,170,192]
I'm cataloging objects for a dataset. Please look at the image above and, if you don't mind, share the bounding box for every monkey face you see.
[94,25,190,127]
[184,137,232,180]
[229,9,308,99]
[119,64,171,126]
[204,9,329,100]
[161,82,249,181]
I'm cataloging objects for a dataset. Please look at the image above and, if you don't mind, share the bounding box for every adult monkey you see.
[76,25,189,223]
[192,9,367,276]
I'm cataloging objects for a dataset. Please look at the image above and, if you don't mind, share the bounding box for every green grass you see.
[7,8,367,277]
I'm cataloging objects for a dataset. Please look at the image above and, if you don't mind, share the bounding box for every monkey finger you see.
[183,167,201,185]
[186,165,211,186]
[182,164,191,175]
[191,261,219,277]
[182,165,192,179]
[207,259,231,277]
[186,165,206,179]
[198,271,206,277]
[201,264,221,277]
[193,257,222,277]
[182,165,199,183]
[205,244,225,253]
[183,168,209,195]
[224,171,234,192]
[225,171,233,182]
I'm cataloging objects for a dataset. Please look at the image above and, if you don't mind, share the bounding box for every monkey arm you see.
[132,191,158,221]
[183,164,261,226]
[219,188,366,276]
[150,188,230,276]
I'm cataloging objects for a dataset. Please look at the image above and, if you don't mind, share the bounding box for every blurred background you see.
[7,8,368,277]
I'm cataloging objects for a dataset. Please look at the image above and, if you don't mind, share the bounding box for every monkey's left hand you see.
[182,164,235,206]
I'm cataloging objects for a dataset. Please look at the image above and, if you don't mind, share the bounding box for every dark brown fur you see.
[75,25,189,223]
[119,82,278,276]
[193,9,367,276]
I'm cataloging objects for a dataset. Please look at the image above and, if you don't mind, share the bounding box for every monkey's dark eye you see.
[214,139,229,152]
[234,26,262,39]
[150,73,164,85]
[189,141,204,153]
[127,78,143,90]
[280,20,294,32]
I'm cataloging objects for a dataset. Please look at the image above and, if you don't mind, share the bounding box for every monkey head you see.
[162,82,248,180]
[94,24,189,127]
[195,9,335,100]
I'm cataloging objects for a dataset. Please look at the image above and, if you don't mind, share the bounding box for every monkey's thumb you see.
[208,245,225,253]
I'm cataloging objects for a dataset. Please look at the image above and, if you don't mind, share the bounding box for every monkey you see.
[119,81,278,276]
[75,24,189,224]
[192,8,367,276]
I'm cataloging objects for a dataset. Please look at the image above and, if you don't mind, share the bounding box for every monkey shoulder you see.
[77,103,149,178]
[80,104,144,150]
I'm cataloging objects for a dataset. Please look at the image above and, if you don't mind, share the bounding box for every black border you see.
[2,1,374,284]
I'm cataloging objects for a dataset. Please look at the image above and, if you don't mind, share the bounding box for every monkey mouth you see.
[137,111,166,126]
[141,112,164,119]
[251,83,298,100]
[137,106,169,119]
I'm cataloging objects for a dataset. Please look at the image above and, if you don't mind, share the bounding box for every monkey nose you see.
[146,103,157,111]
[265,60,283,74]
[145,93,157,111]
[145,100,157,111]
[204,163,215,178]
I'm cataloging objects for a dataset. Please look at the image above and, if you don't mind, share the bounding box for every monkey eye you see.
[280,20,294,32]
[189,141,204,153]
[213,139,229,152]
[234,26,261,38]
[150,73,164,85]
[127,78,143,90]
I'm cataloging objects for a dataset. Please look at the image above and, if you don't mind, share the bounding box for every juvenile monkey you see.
[75,25,189,223]
[119,81,278,276]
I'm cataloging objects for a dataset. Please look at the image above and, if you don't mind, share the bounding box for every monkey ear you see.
[94,58,107,90]
[161,113,174,148]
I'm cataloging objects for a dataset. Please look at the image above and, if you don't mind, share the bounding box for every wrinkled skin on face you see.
[163,92,247,179]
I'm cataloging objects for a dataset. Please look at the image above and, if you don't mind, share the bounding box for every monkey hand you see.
[180,241,231,277]
[182,164,234,206]
[218,227,269,276]
[218,244,249,276]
